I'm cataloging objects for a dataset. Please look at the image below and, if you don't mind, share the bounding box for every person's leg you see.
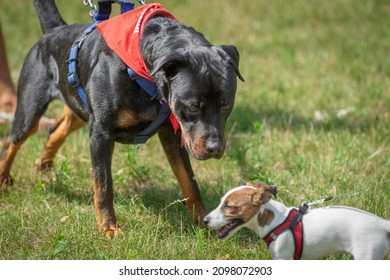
[0,23,17,121]
[0,23,56,129]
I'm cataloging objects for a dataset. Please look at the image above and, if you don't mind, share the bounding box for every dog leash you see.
[287,178,390,248]
[264,178,390,260]
[303,178,390,208]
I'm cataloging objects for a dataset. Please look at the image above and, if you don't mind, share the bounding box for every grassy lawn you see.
[0,0,389,260]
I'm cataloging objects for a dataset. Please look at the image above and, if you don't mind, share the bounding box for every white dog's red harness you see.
[263,209,304,260]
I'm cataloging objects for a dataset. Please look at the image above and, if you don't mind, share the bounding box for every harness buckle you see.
[149,91,159,100]
[270,233,277,241]
[67,72,80,88]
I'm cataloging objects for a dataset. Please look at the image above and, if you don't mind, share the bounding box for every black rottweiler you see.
[0,0,243,238]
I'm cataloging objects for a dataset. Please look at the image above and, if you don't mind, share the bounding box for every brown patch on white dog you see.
[258,209,275,227]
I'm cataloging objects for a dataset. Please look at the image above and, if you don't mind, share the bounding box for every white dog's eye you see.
[224,203,237,210]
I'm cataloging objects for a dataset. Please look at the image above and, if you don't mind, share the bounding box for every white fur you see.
[206,186,390,260]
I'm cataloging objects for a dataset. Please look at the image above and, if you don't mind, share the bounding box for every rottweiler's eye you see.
[188,105,199,113]
[221,104,230,112]
[220,100,230,112]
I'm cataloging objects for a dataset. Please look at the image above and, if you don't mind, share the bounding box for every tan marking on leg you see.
[173,161,205,219]
[36,106,84,170]
[0,141,20,189]
[93,176,123,239]
[158,127,206,222]
[0,120,39,190]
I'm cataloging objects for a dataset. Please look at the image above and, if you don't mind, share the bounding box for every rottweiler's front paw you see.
[0,174,13,192]
[35,158,54,171]
[98,223,124,239]
[105,226,124,239]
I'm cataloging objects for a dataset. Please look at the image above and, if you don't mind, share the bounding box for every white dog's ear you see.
[245,182,277,200]
[265,185,277,198]
[251,187,274,206]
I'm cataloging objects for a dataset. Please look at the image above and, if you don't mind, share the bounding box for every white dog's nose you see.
[203,215,210,225]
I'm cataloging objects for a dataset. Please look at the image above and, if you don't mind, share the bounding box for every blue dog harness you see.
[67,0,176,144]
[67,23,97,110]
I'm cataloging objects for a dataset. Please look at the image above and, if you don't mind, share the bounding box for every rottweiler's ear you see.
[217,45,245,82]
[150,51,186,80]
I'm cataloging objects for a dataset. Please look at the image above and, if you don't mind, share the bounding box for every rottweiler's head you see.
[151,45,244,160]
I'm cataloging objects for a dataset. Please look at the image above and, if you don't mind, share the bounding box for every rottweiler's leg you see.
[0,121,38,190]
[35,105,84,170]
[158,124,207,222]
[89,128,122,239]
[0,91,49,190]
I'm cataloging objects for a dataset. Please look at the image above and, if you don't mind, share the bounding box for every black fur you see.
[0,0,243,237]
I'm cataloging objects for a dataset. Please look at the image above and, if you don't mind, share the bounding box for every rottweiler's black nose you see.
[205,138,222,156]
[203,215,210,225]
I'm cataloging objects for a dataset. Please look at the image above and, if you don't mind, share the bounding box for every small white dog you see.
[204,182,390,260]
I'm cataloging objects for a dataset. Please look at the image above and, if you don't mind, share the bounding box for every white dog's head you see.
[204,182,277,240]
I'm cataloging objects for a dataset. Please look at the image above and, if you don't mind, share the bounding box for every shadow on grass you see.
[228,104,375,134]
[40,170,225,228]
[115,179,228,224]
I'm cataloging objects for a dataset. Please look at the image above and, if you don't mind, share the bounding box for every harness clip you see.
[299,202,309,214]
[270,233,277,241]
[83,0,97,10]
[67,72,81,88]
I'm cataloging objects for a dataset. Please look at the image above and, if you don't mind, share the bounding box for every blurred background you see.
[0,0,389,259]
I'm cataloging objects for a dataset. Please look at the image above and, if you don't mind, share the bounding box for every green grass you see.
[0,0,389,260]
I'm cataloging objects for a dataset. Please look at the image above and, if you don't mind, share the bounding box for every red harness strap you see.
[263,209,304,260]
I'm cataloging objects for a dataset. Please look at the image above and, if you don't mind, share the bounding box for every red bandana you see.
[97,4,180,134]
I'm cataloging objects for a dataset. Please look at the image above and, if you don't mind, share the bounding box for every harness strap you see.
[67,1,178,145]
[127,68,161,100]
[130,102,170,144]
[67,23,98,109]
[263,209,304,260]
